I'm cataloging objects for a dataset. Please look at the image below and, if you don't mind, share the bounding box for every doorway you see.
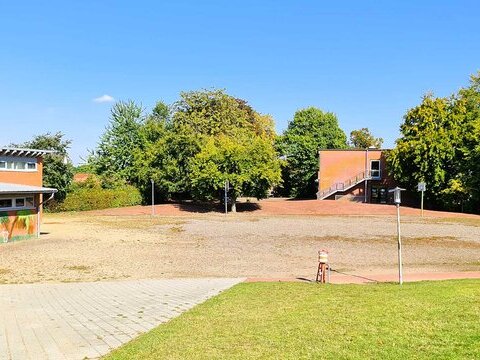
[371,187,388,204]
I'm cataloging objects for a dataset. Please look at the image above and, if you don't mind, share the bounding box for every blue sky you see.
[1,1,479,164]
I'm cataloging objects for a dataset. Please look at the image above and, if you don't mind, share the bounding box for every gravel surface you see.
[1,210,479,284]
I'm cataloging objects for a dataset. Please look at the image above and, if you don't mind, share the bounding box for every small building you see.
[73,173,90,183]
[0,147,57,242]
[317,148,395,203]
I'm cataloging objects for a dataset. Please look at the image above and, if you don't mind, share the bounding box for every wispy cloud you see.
[93,94,115,103]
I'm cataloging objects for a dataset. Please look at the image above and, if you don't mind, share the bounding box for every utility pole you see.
[151,179,155,216]
[224,180,229,214]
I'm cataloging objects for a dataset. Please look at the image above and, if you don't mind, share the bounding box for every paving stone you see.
[0,278,243,360]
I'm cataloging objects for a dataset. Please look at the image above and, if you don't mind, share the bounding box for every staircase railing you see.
[317,170,371,200]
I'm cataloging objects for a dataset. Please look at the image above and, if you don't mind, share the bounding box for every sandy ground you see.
[1,199,479,284]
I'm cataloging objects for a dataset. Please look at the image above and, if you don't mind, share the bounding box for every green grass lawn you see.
[104,280,480,360]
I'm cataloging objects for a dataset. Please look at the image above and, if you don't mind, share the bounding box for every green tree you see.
[133,100,200,201]
[90,100,144,185]
[457,72,480,211]
[172,89,274,138]
[174,90,280,211]
[387,72,480,213]
[386,94,467,210]
[189,133,281,211]
[349,128,383,148]
[279,107,348,198]
[136,90,281,210]
[13,132,73,203]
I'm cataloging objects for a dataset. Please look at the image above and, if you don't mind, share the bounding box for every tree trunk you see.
[231,196,237,213]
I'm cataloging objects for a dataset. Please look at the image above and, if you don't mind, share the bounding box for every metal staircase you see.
[317,171,371,200]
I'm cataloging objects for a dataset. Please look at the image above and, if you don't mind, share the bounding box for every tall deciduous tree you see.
[456,73,480,211]
[349,128,383,148]
[134,100,200,201]
[386,73,480,212]
[189,133,281,212]
[174,89,280,211]
[13,132,73,203]
[136,90,281,210]
[387,95,464,209]
[91,100,144,186]
[279,107,348,198]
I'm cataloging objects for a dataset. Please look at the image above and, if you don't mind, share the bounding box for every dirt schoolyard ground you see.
[0,199,479,284]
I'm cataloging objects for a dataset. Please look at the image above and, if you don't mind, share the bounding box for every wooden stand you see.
[316,262,330,283]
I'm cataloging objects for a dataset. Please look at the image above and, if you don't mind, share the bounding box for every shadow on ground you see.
[175,201,261,213]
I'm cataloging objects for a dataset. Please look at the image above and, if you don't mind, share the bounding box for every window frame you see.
[370,160,381,179]
[0,196,36,210]
[0,198,13,209]
[0,158,38,172]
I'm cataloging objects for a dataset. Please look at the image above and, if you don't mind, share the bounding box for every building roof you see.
[0,147,56,157]
[318,148,391,152]
[0,182,58,194]
[73,173,91,183]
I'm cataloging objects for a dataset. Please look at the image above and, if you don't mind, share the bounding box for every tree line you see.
[17,71,479,213]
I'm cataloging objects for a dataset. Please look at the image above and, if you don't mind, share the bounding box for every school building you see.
[317,148,396,203]
[0,147,57,242]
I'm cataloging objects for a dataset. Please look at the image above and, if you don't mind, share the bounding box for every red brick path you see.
[246,271,480,284]
[89,198,479,218]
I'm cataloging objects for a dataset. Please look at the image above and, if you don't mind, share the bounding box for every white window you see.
[14,198,25,207]
[0,197,35,209]
[0,157,37,172]
[370,160,381,179]
[0,199,12,209]
[14,162,26,170]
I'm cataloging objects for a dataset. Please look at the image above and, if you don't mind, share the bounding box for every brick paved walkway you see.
[0,278,243,360]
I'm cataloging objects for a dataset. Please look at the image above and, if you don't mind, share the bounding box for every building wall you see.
[318,149,395,202]
[0,156,44,241]
[0,156,43,186]
[0,207,38,242]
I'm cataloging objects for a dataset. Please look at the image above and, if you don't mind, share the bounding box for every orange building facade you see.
[317,149,395,203]
[0,148,57,242]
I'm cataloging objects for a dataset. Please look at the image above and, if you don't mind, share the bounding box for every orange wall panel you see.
[0,157,43,187]
[318,150,384,192]
[0,208,38,241]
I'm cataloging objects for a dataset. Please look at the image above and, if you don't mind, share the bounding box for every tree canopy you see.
[387,72,480,212]
[90,100,144,186]
[349,128,383,148]
[131,90,281,210]
[12,132,73,203]
[278,107,348,198]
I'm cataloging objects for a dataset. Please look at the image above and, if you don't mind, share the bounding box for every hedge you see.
[60,185,142,212]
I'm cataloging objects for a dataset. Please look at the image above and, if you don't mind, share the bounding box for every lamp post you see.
[389,187,406,285]
[224,180,229,215]
[151,179,155,216]
[364,148,368,203]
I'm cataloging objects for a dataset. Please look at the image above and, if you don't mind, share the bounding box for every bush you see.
[60,185,142,212]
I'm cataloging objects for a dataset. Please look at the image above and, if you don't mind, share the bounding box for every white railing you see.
[317,170,372,200]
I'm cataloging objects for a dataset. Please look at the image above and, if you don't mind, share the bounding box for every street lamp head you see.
[389,186,406,205]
